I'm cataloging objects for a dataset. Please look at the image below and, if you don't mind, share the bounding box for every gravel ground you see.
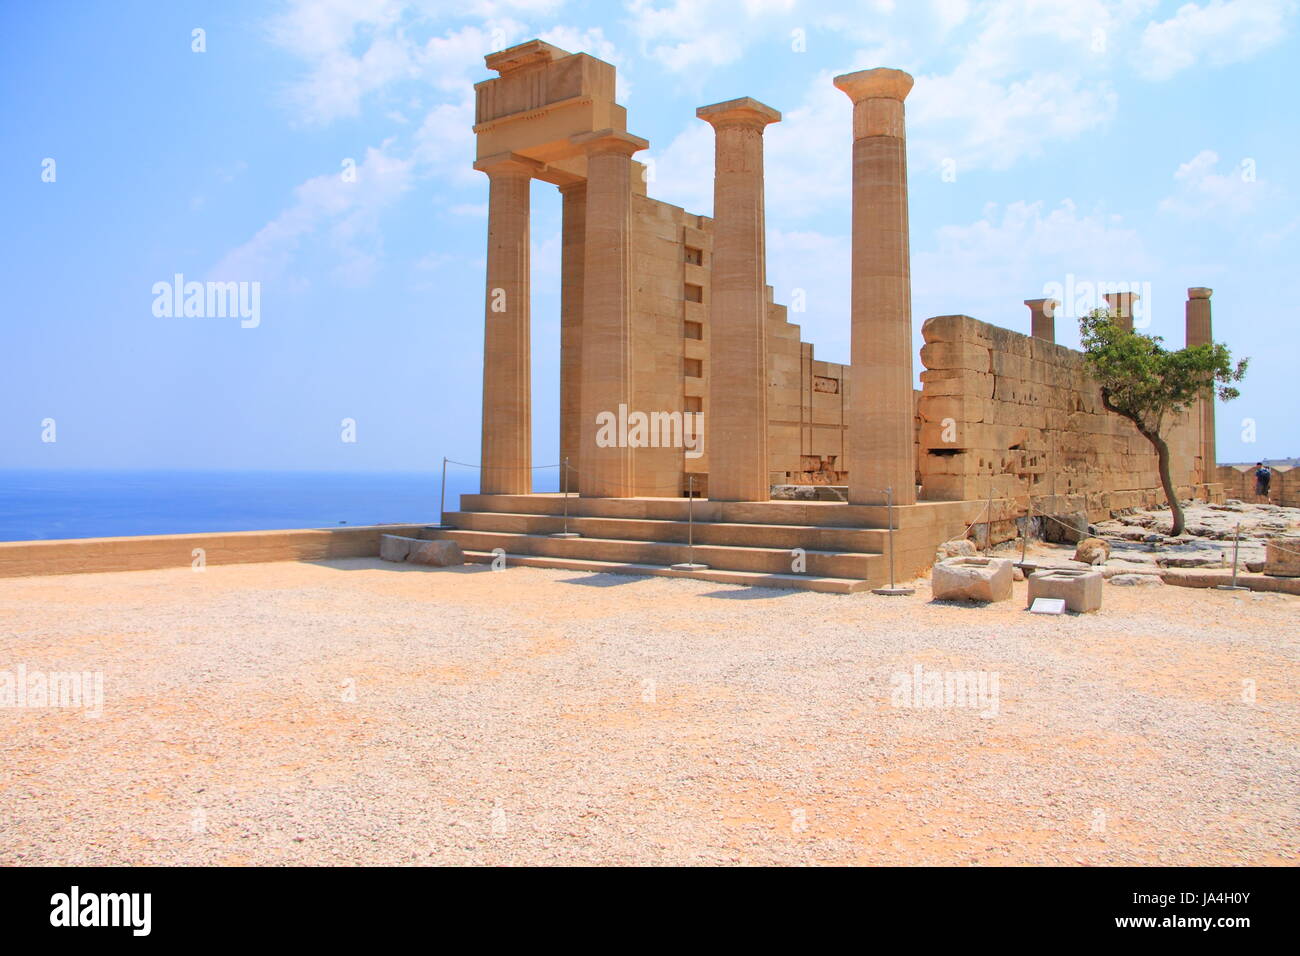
[1,556,1296,866]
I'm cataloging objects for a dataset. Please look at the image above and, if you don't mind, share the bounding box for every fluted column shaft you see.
[1104,291,1140,333]
[698,98,780,501]
[1024,297,1058,343]
[559,182,586,493]
[1186,287,1216,481]
[835,68,917,506]
[574,130,647,497]
[477,155,537,495]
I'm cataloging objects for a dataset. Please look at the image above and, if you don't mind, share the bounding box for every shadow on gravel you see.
[308,558,495,573]
[559,573,647,587]
[698,587,800,600]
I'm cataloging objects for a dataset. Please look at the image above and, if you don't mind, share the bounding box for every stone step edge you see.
[426,527,885,559]
[459,550,873,593]
[440,512,894,535]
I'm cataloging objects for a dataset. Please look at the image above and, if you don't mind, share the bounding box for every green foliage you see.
[1078,308,1248,438]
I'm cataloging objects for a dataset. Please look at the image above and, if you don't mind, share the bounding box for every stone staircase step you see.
[459,550,872,593]
[422,528,885,579]
[439,510,890,552]
[454,493,945,529]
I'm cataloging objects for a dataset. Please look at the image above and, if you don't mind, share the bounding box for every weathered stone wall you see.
[917,314,1216,520]
[767,293,850,486]
[630,194,849,495]
[1217,464,1298,506]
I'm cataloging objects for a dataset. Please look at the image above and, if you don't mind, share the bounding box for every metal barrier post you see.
[671,474,709,571]
[872,486,914,596]
[425,456,450,532]
[1216,520,1248,591]
[553,457,580,538]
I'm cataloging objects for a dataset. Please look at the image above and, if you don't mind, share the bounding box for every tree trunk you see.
[1099,388,1186,536]
[1150,432,1185,535]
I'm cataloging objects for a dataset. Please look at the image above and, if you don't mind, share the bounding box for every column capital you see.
[570,129,649,158]
[1188,287,1213,300]
[696,96,781,130]
[1023,297,1058,317]
[1104,291,1140,311]
[474,150,545,178]
[833,67,914,104]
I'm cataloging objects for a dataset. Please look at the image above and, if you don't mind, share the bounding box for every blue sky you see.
[2,0,1297,474]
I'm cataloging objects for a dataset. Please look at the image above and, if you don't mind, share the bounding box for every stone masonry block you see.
[1027,568,1103,612]
[920,341,990,373]
[408,539,466,567]
[932,556,1014,602]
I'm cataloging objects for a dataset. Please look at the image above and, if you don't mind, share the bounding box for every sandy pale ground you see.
[1,556,1296,866]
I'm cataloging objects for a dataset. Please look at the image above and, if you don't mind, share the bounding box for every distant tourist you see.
[1254,462,1272,501]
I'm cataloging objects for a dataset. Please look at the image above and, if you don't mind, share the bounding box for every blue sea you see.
[0,470,557,542]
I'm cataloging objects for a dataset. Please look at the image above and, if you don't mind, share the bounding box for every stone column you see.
[697,97,780,502]
[475,152,540,495]
[559,182,586,494]
[573,130,648,498]
[1104,291,1140,332]
[834,68,917,506]
[1024,297,1058,342]
[1186,287,1216,481]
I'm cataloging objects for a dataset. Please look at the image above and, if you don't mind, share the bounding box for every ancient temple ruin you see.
[426,39,1222,591]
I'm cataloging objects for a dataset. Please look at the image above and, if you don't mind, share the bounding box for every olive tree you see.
[1079,308,1247,536]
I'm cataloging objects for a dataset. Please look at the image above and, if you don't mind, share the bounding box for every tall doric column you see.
[559,181,587,494]
[1186,287,1216,481]
[475,152,541,495]
[697,97,780,502]
[834,68,917,506]
[1104,291,1140,332]
[573,130,648,498]
[1024,297,1058,342]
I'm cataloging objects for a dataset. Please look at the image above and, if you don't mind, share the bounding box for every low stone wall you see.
[0,525,427,578]
[1216,464,1298,506]
[917,314,1212,521]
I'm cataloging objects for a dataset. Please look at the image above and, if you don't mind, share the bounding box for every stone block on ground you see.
[1073,537,1110,565]
[1264,536,1300,577]
[935,538,978,562]
[1109,573,1163,587]
[379,534,418,562]
[1042,511,1090,545]
[1027,568,1103,613]
[931,556,1013,603]
[408,539,466,567]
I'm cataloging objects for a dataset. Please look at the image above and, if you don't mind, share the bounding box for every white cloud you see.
[626,0,798,73]
[210,145,413,286]
[268,0,412,124]
[1136,0,1296,81]
[910,70,1116,173]
[903,0,1148,172]
[912,199,1157,337]
[1158,149,1269,218]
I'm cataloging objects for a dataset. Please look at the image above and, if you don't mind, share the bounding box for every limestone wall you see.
[917,314,1214,519]
[630,194,848,496]
[766,295,849,486]
[0,525,427,578]
[1217,464,1298,506]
